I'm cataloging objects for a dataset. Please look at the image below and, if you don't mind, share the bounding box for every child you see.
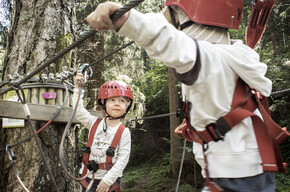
[85,1,281,191]
[74,70,133,192]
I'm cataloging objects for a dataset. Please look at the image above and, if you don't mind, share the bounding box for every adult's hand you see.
[86,2,130,31]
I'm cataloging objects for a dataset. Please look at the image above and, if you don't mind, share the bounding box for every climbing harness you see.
[175,78,289,191]
[80,119,125,192]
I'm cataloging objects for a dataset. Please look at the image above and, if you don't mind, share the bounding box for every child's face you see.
[105,96,129,118]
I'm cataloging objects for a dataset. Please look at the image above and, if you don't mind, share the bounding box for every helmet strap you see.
[180,20,194,31]
[168,6,179,29]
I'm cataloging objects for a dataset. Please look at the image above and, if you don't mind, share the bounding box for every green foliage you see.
[122,153,197,192]
[275,168,290,192]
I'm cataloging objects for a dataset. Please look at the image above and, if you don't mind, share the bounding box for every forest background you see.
[0,0,289,191]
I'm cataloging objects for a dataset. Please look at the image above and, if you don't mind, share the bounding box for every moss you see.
[19,11,31,24]
[52,34,73,73]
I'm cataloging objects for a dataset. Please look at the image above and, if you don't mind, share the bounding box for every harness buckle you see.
[106,147,115,157]
[87,160,99,172]
[206,123,224,142]
[81,146,91,153]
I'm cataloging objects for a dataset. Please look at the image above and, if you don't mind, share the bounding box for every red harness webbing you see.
[80,119,124,192]
[175,78,289,191]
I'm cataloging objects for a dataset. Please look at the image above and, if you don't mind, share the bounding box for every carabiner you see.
[80,63,93,83]
[6,144,17,163]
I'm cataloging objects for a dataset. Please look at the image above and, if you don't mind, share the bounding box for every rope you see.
[271,88,290,96]
[59,87,92,181]
[0,0,145,96]
[175,138,187,192]
[90,41,134,66]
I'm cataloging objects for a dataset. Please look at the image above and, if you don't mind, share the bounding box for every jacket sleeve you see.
[73,88,98,130]
[118,9,198,75]
[102,128,131,186]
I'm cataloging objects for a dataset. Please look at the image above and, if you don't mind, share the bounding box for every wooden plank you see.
[0,100,135,125]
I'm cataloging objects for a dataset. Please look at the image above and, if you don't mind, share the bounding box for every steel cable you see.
[0,0,144,96]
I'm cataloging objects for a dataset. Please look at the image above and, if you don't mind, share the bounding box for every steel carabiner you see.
[6,144,17,163]
[80,63,93,84]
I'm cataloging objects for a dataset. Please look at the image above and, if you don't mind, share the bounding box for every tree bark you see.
[0,0,80,191]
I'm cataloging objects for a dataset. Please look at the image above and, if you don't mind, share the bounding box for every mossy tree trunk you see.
[0,0,80,191]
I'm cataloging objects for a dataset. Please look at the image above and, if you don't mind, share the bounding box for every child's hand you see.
[96,179,110,192]
[86,2,129,32]
[74,70,86,88]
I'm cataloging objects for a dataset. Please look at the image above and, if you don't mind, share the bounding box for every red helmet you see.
[165,0,243,29]
[97,80,133,105]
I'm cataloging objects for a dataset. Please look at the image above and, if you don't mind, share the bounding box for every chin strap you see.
[103,113,127,132]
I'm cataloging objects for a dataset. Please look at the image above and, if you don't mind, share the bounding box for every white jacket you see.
[73,88,131,185]
[118,9,272,178]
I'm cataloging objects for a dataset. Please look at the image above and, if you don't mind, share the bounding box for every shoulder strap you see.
[87,119,102,148]
[81,118,102,179]
[105,124,126,170]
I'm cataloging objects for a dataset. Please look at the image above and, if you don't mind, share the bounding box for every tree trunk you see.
[168,68,182,178]
[0,0,80,191]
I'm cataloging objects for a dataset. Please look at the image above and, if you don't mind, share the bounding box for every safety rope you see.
[271,88,290,96]
[175,138,187,192]
[59,87,93,181]
[0,0,144,96]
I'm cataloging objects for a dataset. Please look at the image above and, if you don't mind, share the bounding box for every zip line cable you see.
[0,0,144,96]
[90,41,134,66]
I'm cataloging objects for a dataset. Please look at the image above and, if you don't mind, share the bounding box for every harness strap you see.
[81,119,102,177]
[80,118,102,188]
[105,125,125,170]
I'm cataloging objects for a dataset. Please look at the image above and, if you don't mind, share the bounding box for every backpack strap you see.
[80,118,102,188]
